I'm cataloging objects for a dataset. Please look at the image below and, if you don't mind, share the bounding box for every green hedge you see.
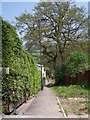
[2,20,41,113]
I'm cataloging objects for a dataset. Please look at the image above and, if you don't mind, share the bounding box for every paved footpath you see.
[25,87,63,118]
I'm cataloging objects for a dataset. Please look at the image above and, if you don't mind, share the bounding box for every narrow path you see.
[25,87,63,118]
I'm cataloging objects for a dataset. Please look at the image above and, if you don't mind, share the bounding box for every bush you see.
[54,51,88,86]
[66,50,88,77]
[65,51,88,85]
[54,65,66,85]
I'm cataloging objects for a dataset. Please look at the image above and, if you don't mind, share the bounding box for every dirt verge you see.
[59,97,88,117]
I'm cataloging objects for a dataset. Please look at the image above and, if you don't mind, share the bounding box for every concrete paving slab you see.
[25,87,63,118]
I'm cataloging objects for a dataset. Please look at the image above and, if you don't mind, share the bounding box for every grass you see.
[51,85,89,98]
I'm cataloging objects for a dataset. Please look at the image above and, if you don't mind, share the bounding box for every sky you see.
[1,1,89,23]
[1,0,90,2]
[2,2,37,23]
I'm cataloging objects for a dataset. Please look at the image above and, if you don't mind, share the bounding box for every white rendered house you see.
[36,64,46,78]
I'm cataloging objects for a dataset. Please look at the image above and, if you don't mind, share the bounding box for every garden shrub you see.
[54,65,66,85]
[66,50,88,85]
[54,51,88,86]
[66,50,88,77]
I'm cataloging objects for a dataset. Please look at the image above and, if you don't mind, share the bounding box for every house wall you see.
[37,64,46,78]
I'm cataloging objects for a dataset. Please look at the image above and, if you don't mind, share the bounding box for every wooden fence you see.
[64,70,90,86]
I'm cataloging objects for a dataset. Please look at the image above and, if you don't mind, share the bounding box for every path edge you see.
[56,96,67,118]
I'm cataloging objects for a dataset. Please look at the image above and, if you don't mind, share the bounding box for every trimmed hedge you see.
[2,20,41,113]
